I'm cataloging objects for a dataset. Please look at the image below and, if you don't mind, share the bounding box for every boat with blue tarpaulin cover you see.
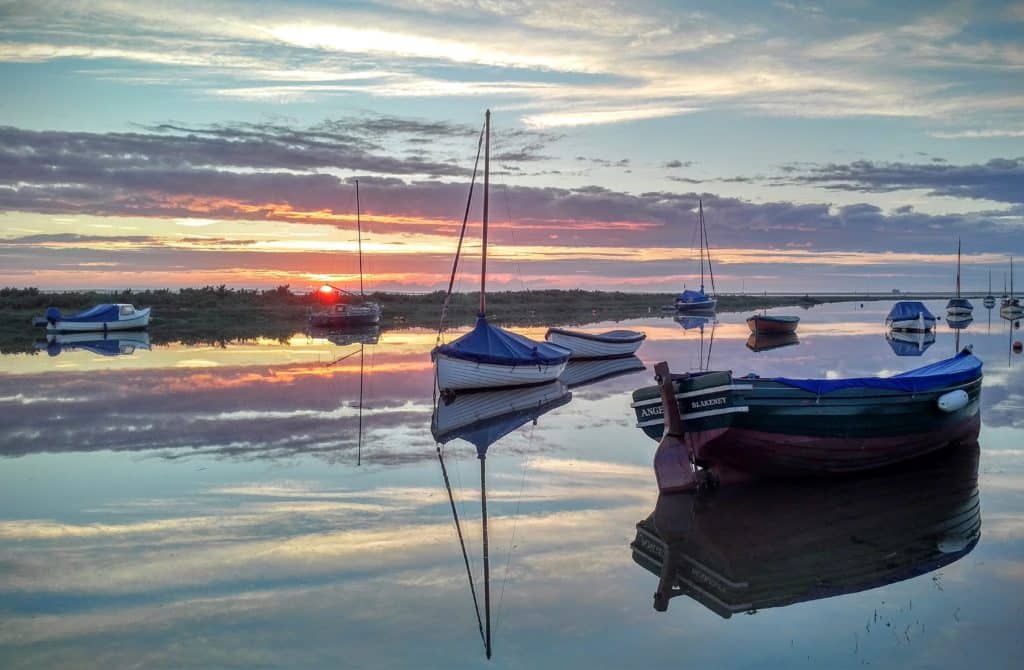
[630,349,982,492]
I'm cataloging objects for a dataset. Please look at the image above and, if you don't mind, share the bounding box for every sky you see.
[0,0,1023,293]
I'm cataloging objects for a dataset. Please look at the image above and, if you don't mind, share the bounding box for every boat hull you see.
[631,371,982,484]
[675,298,716,313]
[434,352,568,392]
[1001,305,1024,320]
[545,329,645,359]
[46,309,150,333]
[746,315,798,335]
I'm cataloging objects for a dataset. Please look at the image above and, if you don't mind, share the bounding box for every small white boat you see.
[886,301,936,332]
[559,356,645,389]
[544,328,645,359]
[1001,257,1023,320]
[41,304,150,333]
[434,318,570,393]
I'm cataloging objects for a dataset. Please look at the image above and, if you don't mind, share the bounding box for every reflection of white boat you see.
[313,325,380,346]
[432,381,569,660]
[545,328,645,359]
[946,314,973,330]
[432,381,570,443]
[560,356,645,390]
[40,304,150,333]
[37,331,151,357]
[886,329,935,356]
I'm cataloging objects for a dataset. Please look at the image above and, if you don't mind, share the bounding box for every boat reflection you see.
[311,325,380,346]
[631,442,980,616]
[35,331,152,357]
[745,331,799,353]
[432,382,570,659]
[886,329,935,357]
[560,355,645,390]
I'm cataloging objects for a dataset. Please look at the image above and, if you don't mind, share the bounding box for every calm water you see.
[1,301,1022,669]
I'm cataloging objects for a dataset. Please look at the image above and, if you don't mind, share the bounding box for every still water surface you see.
[1,301,1022,668]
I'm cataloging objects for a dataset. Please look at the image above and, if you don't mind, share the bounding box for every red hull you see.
[681,412,981,484]
[746,315,799,334]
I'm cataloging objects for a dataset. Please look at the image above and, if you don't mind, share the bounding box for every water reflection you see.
[432,383,571,659]
[632,441,981,616]
[746,331,800,353]
[34,331,151,357]
[886,329,935,357]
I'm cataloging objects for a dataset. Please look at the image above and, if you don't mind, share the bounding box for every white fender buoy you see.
[937,389,968,413]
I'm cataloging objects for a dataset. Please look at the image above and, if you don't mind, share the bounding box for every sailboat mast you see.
[955,239,961,298]
[356,180,364,297]
[480,110,490,317]
[480,454,492,659]
[698,200,705,292]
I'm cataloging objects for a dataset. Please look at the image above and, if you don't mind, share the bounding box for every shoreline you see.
[0,287,941,354]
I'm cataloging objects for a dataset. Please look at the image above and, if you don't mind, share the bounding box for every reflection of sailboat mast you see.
[436,446,486,646]
[357,344,364,466]
[479,453,492,659]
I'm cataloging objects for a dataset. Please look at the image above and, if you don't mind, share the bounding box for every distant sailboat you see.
[675,200,717,314]
[1001,257,1024,320]
[946,239,973,321]
[309,181,382,328]
[983,270,996,309]
[432,111,570,393]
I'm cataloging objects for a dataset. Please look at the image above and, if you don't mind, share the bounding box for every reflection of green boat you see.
[631,442,980,616]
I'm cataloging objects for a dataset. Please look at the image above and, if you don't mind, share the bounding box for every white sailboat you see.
[432,111,570,393]
[946,239,973,320]
[1001,257,1023,320]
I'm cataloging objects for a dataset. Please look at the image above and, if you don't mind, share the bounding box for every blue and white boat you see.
[675,199,717,314]
[40,303,150,333]
[886,301,936,332]
[432,111,570,394]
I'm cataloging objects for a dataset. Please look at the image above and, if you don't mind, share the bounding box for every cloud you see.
[781,158,1024,205]
[663,160,694,169]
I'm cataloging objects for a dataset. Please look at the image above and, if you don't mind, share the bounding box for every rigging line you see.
[438,121,486,344]
[437,443,487,646]
[492,122,527,294]
[493,422,532,635]
[325,347,361,367]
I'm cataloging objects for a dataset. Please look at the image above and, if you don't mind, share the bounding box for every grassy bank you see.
[0,286,893,354]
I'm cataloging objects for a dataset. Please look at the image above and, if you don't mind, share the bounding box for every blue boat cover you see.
[771,350,981,394]
[675,316,713,330]
[433,316,570,366]
[64,304,120,322]
[677,289,712,304]
[886,301,935,321]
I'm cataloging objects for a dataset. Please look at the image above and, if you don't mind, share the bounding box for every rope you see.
[437,121,486,344]
[493,419,533,635]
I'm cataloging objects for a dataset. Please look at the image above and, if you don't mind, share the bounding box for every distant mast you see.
[955,238,961,298]
[356,180,364,297]
[699,200,705,293]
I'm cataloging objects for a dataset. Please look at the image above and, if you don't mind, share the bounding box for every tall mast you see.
[698,200,705,292]
[357,344,364,466]
[480,110,490,317]
[955,238,961,298]
[356,180,364,297]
